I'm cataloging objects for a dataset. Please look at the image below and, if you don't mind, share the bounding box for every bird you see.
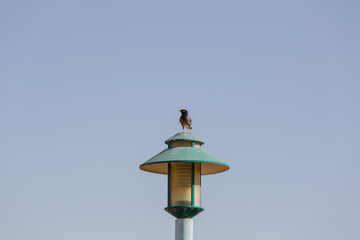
[179,109,192,133]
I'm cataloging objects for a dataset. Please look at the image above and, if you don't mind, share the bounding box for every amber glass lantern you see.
[140,133,229,219]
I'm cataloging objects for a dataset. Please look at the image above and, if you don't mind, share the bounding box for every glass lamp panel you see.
[193,163,201,206]
[170,162,192,206]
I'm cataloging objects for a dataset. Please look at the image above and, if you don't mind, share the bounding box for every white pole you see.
[175,218,193,240]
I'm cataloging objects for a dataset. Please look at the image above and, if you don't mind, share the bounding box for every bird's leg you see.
[188,129,191,134]
[182,127,184,133]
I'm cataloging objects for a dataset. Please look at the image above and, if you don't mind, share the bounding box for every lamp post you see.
[140,132,230,240]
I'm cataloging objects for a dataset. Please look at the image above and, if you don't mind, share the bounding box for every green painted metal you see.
[199,163,201,205]
[140,146,229,175]
[191,163,194,206]
[165,133,204,145]
[165,206,204,219]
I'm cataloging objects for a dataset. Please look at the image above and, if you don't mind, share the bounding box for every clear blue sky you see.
[1,1,359,240]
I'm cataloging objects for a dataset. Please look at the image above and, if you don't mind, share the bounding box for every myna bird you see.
[179,109,192,133]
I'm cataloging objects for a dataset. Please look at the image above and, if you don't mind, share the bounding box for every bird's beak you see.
[178,110,181,112]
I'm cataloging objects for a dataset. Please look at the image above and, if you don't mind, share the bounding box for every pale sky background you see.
[1,1,359,240]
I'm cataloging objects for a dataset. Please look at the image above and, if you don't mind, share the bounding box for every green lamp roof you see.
[140,133,230,175]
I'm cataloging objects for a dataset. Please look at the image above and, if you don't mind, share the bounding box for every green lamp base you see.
[165,206,204,219]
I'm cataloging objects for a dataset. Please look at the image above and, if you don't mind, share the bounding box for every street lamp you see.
[140,133,230,240]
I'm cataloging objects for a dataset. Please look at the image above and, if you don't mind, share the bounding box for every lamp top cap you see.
[165,133,204,145]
